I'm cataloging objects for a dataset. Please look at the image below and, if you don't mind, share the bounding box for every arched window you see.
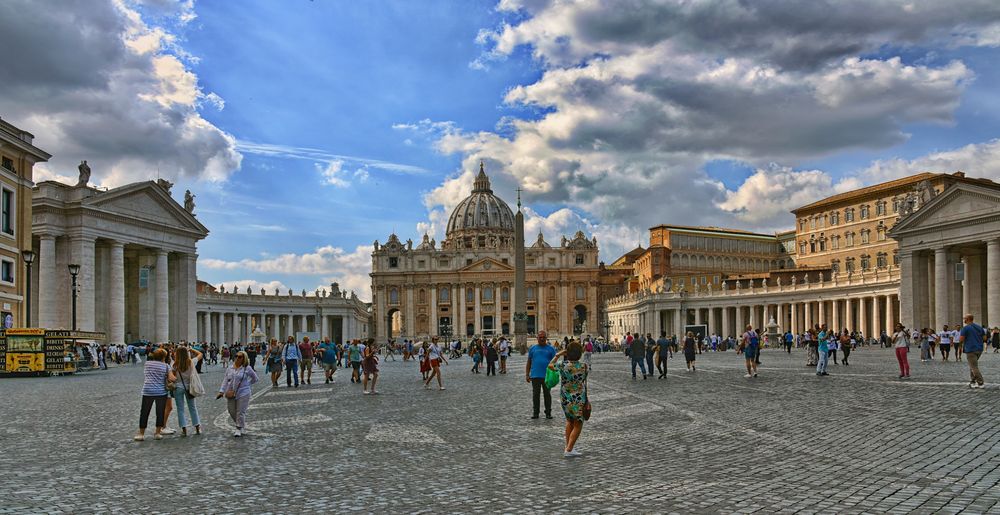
[549,286,555,298]
[389,288,399,304]
[501,287,509,301]
[483,287,493,301]
[466,288,474,302]
[440,287,450,301]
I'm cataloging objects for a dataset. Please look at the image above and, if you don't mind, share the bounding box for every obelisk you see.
[514,188,528,354]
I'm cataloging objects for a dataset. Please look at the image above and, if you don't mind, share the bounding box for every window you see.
[819,237,826,252]
[700,276,707,285]
[877,224,886,241]
[388,256,398,268]
[800,241,807,254]
[876,252,888,269]
[483,287,493,301]
[466,258,473,266]
[831,260,840,274]
[861,229,870,244]
[439,259,449,267]
[846,232,855,247]
[501,287,509,301]
[831,236,840,250]
[576,285,585,299]
[501,258,509,265]
[893,199,900,213]
[389,288,399,304]
[690,277,696,286]
[713,275,720,284]
[809,237,816,253]
[548,258,556,266]
[440,287,450,301]
[845,208,854,222]
[527,286,535,299]
[0,259,13,284]
[830,212,839,225]
[1,157,12,172]
[876,201,886,216]
[861,254,871,271]
[893,251,899,266]
[799,219,806,231]
[860,205,870,220]
[466,288,474,302]
[575,254,584,265]
[527,258,536,266]
[810,218,817,230]
[417,260,425,268]
[1,187,13,236]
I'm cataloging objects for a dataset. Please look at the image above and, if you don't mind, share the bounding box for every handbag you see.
[582,378,592,421]
[188,368,206,398]
[224,369,247,399]
[544,366,560,389]
[164,364,176,393]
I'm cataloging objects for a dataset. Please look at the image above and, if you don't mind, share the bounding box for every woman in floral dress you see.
[548,340,589,457]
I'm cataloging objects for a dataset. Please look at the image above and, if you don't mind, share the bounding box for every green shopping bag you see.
[544,367,560,389]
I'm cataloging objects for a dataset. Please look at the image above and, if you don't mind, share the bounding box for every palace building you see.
[605,171,1000,341]
[371,164,601,341]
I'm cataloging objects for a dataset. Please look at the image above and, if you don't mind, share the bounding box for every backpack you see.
[749,332,759,347]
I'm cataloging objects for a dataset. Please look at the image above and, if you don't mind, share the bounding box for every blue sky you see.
[4,0,1000,300]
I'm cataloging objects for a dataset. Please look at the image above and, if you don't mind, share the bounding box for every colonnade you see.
[196,311,361,345]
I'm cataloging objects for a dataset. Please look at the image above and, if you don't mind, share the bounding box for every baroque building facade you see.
[371,165,600,341]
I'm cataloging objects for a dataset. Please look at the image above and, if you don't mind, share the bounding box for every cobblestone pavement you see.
[3,346,1000,514]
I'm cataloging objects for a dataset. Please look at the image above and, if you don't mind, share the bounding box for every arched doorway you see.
[386,308,402,340]
[482,315,494,336]
[573,305,588,334]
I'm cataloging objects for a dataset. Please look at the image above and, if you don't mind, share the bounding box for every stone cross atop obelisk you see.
[514,187,528,354]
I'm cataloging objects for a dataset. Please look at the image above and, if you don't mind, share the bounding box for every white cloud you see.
[200,244,374,301]
[0,0,242,188]
[861,138,1000,183]
[235,140,428,174]
[719,165,835,231]
[316,160,349,187]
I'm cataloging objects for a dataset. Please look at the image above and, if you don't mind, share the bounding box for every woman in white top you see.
[892,323,911,379]
[216,351,259,437]
[423,336,449,390]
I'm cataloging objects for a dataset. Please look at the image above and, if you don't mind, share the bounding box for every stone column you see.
[885,295,896,334]
[830,299,839,332]
[429,286,437,336]
[474,284,482,335]
[37,235,57,328]
[695,307,703,326]
[405,287,415,339]
[184,254,198,342]
[560,283,569,335]
[777,303,786,333]
[721,306,731,338]
[818,300,826,328]
[988,239,1000,328]
[962,254,983,321]
[804,301,813,331]
[672,308,682,338]
[70,236,97,332]
[538,283,547,334]
[948,251,964,325]
[108,242,125,344]
[873,295,883,339]
[791,303,799,334]
[458,284,466,337]
[934,248,950,330]
[708,307,717,336]
[153,250,169,342]
[845,298,855,332]
[735,305,745,333]
[859,297,869,337]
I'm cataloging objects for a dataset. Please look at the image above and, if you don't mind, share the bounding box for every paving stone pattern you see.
[2,347,1000,513]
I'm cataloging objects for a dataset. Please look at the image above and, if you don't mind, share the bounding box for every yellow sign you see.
[3,328,46,336]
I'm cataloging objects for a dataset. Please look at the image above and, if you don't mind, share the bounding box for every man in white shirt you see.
[498,337,510,374]
[938,325,953,361]
[952,324,964,362]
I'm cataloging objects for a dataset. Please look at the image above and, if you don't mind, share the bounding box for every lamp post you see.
[21,249,35,327]
[68,263,80,331]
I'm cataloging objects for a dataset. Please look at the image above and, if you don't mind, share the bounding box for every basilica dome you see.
[445,163,515,241]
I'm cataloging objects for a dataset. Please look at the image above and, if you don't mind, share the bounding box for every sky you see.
[3,0,1000,302]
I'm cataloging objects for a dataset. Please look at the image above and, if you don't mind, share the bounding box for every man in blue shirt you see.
[319,337,338,384]
[656,332,670,378]
[526,330,556,419]
[959,314,987,388]
[282,336,302,388]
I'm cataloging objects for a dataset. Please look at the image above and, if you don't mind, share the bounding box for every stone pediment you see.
[891,182,1000,236]
[459,257,514,273]
[83,181,208,235]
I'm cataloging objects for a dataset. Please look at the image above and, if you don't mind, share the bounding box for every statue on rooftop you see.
[76,160,91,187]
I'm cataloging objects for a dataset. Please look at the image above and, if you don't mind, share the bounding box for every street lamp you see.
[21,250,35,327]
[68,263,80,331]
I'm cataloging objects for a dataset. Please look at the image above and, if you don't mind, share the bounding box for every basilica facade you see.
[371,165,600,341]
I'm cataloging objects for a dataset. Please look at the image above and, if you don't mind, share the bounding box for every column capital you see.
[109,240,125,249]
[37,233,56,241]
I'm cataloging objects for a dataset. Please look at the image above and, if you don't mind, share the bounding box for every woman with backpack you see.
[172,346,205,437]
[739,325,759,378]
[216,351,258,437]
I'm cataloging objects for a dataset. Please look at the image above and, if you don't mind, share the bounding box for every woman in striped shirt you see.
[134,348,175,441]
